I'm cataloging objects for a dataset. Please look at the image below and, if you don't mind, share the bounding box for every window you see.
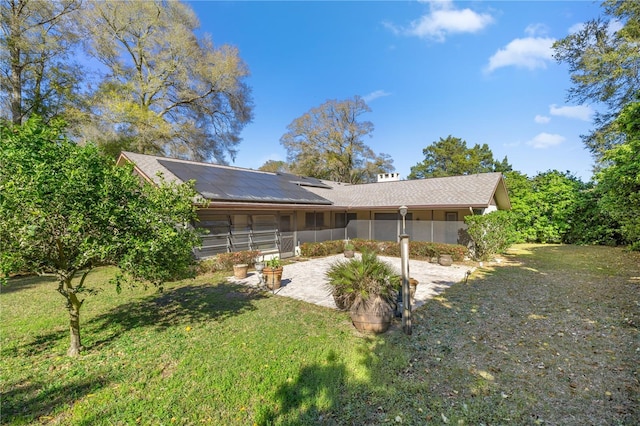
[305,212,324,229]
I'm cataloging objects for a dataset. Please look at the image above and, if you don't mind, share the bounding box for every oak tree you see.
[553,0,640,162]
[0,0,83,125]
[280,96,394,183]
[408,135,511,179]
[78,0,253,163]
[596,102,640,249]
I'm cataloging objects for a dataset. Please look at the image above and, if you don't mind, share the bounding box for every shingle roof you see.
[305,173,509,209]
[118,152,510,210]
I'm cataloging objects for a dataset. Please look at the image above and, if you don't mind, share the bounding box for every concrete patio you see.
[228,254,473,310]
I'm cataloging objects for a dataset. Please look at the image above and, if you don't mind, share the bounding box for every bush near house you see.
[301,240,468,261]
[465,211,518,261]
[198,250,261,274]
[299,240,345,257]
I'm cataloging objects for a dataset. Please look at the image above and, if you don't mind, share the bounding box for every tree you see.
[0,0,83,125]
[0,117,202,356]
[563,183,622,246]
[280,96,394,183]
[596,101,640,249]
[79,0,253,163]
[408,135,511,179]
[258,160,290,173]
[503,170,585,244]
[553,0,640,162]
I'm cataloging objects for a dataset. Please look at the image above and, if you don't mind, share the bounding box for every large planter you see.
[350,310,393,334]
[263,266,283,290]
[350,297,394,334]
[233,263,249,279]
[439,254,453,266]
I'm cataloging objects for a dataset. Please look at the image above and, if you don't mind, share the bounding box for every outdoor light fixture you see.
[399,205,408,234]
[397,205,411,335]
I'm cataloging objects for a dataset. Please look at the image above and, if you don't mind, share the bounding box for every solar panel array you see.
[158,159,333,204]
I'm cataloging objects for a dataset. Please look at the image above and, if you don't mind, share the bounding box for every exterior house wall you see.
[194,206,472,259]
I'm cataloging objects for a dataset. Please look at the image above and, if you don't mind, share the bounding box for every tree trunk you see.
[67,290,83,357]
[9,4,23,125]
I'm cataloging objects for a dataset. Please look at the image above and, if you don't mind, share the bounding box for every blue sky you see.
[188,0,603,181]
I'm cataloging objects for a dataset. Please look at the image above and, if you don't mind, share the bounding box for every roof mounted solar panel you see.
[158,159,333,205]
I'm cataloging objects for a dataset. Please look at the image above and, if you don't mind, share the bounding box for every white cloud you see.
[525,23,550,37]
[485,36,555,73]
[388,1,494,42]
[527,132,565,149]
[549,104,593,121]
[363,90,391,103]
[535,115,551,124]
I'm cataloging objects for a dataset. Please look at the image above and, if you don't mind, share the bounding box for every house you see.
[117,151,511,259]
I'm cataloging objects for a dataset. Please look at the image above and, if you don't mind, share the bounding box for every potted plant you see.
[233,263,249,279]
[343,241,355,258]
[263,256,283,290]
[325,250,400,333]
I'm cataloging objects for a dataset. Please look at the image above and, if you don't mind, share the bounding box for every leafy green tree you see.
[502,171,535,242]
[79,0,253,163]
[408,135,511,179]
[0,0,83,125]
[504,170,585,243]
[0,118,202,356]
[553,0,640,163]
[563,183,622,246]
[596,101,640,249]
[280,96,394,183]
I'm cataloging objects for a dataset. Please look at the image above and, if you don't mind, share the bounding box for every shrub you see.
[465,211,517,261]
[300,239,468,261]
[300,240,344,257]
[214,250,260,271]
[196,258,219,275]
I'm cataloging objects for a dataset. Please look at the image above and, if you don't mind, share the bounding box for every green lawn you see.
[1,245,639,425]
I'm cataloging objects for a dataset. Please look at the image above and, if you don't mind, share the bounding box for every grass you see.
[1,244,639,425]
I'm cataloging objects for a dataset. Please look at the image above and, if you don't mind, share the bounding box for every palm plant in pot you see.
[325,250,400,333]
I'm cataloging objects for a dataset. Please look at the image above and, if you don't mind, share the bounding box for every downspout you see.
[293,210,298,251]
[344,210,348,240]
[430,210,434,242]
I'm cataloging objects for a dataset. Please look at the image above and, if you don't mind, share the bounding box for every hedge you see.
[300,239,468,262]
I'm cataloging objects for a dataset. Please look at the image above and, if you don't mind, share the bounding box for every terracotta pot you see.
[439,254,453,266]
[233,264,249,279]
[263,266,283,289]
